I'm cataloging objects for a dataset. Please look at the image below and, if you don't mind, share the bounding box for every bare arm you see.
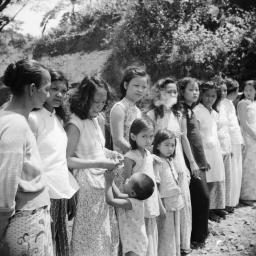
[112,182,129,199]
[66,123,117,170]
[105,171,132,209]
[110,105,130,153]
[180,117,199,177]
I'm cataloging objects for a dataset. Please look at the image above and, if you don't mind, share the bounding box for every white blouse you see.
[29,108,79,199]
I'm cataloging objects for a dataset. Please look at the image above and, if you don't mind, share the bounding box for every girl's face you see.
[89,87,107,118]
[160,83,178,107]
[220,83,227,99]
[183,82,199,105]
[45,81,67,109]
[244,84,256,101]
[131,128,154,150]
[33,69,51,108]
[125,76,148,103]
[201,88,217,109]
[157,138,176,158]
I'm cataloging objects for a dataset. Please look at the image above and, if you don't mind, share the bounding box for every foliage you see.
[106,0,256,87]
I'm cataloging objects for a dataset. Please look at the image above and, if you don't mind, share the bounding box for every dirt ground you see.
[68,204,256,256]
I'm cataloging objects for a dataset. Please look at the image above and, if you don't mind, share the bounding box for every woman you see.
[0,59,53,256]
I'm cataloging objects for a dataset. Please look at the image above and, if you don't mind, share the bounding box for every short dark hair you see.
[132,173,155,200]
[69,75,111,120]
[153,129,176,158]
[120,66,148,99]
[129,117,154,150]
[3,59,48,96]
[224,78,239,95]
[199,81,221,112]
[48,69,69,123]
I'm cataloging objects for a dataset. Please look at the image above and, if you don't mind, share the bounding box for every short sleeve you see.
[68,114,83,133]
[125,150,138,162]
[153,162,161,184]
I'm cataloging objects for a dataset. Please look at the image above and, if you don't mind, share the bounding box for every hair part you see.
[129,117,154,150]
[69,75,111,120]
[120,66,148,99]
[132,173,155,200]
[153,129,176,158]
[3,59,48,96]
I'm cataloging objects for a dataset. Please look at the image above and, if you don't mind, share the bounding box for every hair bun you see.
[3,63,18,88]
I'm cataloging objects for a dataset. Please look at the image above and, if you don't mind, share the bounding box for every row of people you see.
[0,59,255,256]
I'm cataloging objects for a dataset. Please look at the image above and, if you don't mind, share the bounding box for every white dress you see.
[147,109,191,251]
[69,114,119,256]
[118,198,148,256]
[237,100,256,200]
[222,98,243,206]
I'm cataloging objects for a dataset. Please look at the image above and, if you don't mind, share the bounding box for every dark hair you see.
[199,81,221,112]
[153,129,176,158]
[132,173,155,200]
[120,66,148,99]
[150,77,177,119]
[224,78,239,95]
[46,69,70,123]
[129,117,154,150]
[3,59,48,96]
[69,75,110,120]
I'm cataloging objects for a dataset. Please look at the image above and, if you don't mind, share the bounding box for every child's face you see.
[125,76,148,103]
[131,128,154,150]
[89,87,107,118]
[183,82,199,105]
[157,138,176,158]
[244,84,256,101]
[201,88,217,109]
[220,83,227,99]
[45,81,67,108]
[123,175,136,196]
[160,83,177,107]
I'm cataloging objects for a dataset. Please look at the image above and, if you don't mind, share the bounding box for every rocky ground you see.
[68,203,256,255]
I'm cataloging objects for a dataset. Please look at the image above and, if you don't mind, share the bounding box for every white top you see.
[194,103,225,182]
[118,198,148,256]
[217,101,232,154]
[222,98,243,145]
[29,108,79,199]
[68,114,107,189]
[125,149,160,218]
[110,97,142,154]
[156,159,184,211]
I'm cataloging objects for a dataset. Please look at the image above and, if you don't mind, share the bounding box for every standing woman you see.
[110,66,149,155]
[176,77,210,248]
[194,81,226,222]
[0,59,53,256]
[237,80,256,205]
[29,69,79,256]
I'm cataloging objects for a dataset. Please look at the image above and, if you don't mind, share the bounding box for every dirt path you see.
[68,204,256,255]
[191,204,256,256]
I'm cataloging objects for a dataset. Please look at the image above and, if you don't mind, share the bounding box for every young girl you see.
[153,129,184,256]
[110,66,149,154]
[105,171,155,256]
[0,59,53,255]
[237,80,256,205]
[122,118,160,256]
[147,78,195,254]
[29,69,79,256]
[223,78,243,209]
[177,77,209,248]
[194,81,226,222]
[66,76,121,256]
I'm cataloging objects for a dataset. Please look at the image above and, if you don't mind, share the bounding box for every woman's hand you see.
[99,159,119,170]
[190,161,200,178]
[104,170,115,185]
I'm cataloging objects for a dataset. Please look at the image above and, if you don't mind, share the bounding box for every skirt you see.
[0,206,53,256]
[223,154,232,207]
[208,181,226,209]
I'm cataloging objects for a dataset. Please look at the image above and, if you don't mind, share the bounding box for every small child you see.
[153,129,184,256]
[122,118,161,256]
[105,171,155,256]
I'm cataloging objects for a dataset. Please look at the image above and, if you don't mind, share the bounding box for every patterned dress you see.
[237,100,256,200]
[69,114,119,256]
[147,109,192,252]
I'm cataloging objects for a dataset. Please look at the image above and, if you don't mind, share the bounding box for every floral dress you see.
[69,114,119,256]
